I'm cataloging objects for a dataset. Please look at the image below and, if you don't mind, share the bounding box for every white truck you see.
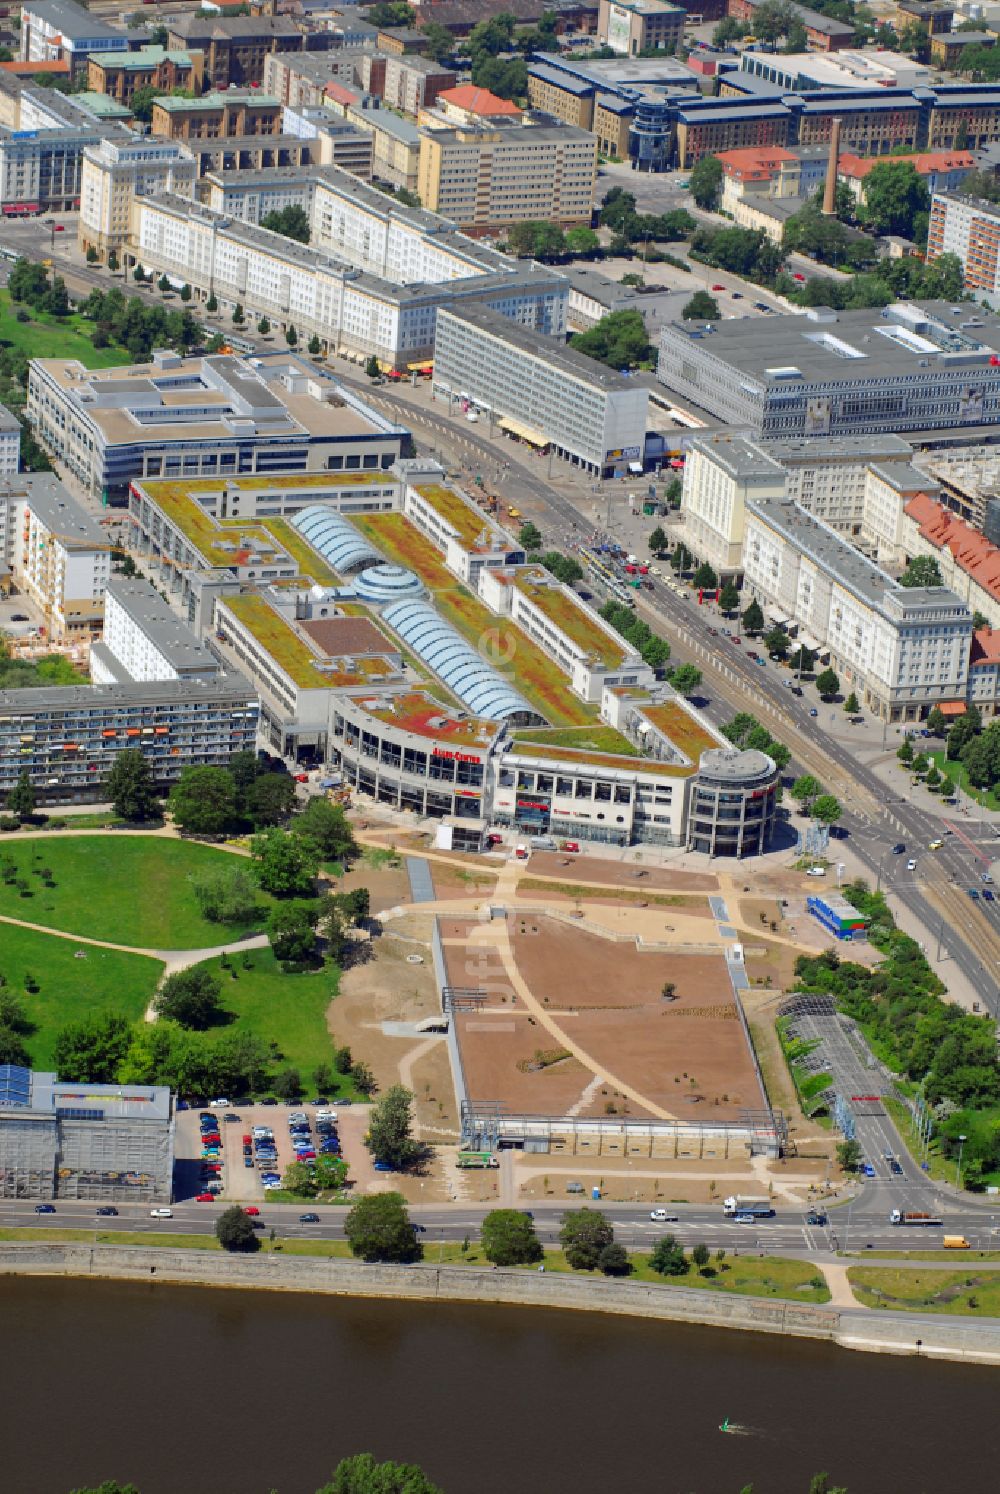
[723,1195,774,1218]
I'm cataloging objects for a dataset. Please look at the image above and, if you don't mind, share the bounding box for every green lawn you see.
[0,836,269,949]
[849,1266,1000,1314]
[926,750,998,809]
[0,290,128,368]
[190,945,348,1083]
[0,924,162,1068]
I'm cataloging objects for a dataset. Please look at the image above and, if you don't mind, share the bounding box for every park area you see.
[0,836,269,949]
[0,923,162,1069]
[0,290,127,368]
[187,946,341,1082]
[443,913,765,1122]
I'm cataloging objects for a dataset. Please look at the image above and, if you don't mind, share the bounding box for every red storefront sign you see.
[432,748,481,763]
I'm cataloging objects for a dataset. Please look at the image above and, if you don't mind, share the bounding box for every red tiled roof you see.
[971,627,1000,667]
[838,150,974,181]
[438,84,522,115]
[905,493,1000,605]
[717,145,797,181]
[324,80,361,105]
[0,59,70,73]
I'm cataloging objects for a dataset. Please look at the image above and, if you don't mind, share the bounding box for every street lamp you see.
[956,1133,967,1190]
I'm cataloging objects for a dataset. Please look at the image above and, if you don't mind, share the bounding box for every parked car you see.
[809,708,819,717]
[984,889,996,903]
[373,1160,394,1171]
[209,1098,230,1108]
[969,888,981,900]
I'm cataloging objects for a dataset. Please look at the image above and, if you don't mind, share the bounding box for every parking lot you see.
[174,1100,353,1203]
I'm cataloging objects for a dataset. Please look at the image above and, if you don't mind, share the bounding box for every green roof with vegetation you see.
[513,571,626,668]
[223,593,393,691]
[351,512,594,727]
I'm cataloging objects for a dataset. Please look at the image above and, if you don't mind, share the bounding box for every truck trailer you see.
[889,1209,942,1226]
[723,1196,774,1217]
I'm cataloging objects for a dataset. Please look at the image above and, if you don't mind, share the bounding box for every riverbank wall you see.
[2,1241,1000,1364]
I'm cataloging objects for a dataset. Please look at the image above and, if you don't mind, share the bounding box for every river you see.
[3,1277,995,1494]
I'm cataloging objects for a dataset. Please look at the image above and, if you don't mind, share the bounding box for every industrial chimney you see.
[822,117,842,216]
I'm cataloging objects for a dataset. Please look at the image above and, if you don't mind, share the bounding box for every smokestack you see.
[822,117,842,216]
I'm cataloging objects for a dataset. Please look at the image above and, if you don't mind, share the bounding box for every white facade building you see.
[432,302,647,477]
[128,172,568,368]
[743,496,972,720]
[79,136,196,259]
[11,476,111,637]
[97,577,224,685]
[680,436,785,576]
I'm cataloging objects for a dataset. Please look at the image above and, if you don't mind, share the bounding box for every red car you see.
[195,1193,216,1203]
[793,272,806,282]
[244,1206,261,1216]
[712,283,725,291]
[294,772,309,783]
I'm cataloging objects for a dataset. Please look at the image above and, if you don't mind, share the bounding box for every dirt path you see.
[818,1262,863,1309]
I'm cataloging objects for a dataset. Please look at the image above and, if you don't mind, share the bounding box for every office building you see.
[598,0,684,55]
[165,14,334,90]
[79,136,197,260]
[95,577,226,685]
[417,120,597,234]
[739,47,931,93]
[0,672,259,803]
[687,747,778,858]
[658,302,1000,440]
[126,171,568,367]
[680,437,786,577]
[742,496,972,720]
[0,1066,173,1203]
[0,121,104,215]
[931,30,996,67]
[12,475,111,638]
[86,46,204,105]
[151,89,283,141]
[182,132,315,179]
[27,350,408,503]
[19,0,126,78]
[275,110,374,176]
[433,303,647,477]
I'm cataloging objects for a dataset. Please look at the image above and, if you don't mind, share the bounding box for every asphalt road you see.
[7,1195,1000,1253]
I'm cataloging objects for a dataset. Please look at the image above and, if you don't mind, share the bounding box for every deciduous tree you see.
[169,765,237,836]
[344,1191,421,1263]
[481,1208,543,1265]
[250,827,318,897]
[155,967,224,1030]
[105,748,160,822]
[366,1084,422,1169]
[215,1204,260,1252]
[559,1208,614,1270]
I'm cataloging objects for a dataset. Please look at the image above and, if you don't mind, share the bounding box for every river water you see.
[4,1277,996,1494]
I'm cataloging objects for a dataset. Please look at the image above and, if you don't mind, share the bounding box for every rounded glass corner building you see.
[687,747,778,857]
[628,98,672,174]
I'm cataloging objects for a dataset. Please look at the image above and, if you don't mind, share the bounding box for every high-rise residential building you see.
[11,475,111,638]
[928,190,1000,300]
[417,120,597,234]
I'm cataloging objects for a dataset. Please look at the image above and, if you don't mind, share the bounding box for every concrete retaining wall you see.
[4,1243,1000,1363]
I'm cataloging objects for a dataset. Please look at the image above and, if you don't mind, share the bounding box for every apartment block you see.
[417,120,597,234]
[432,303,647,477]
[743,496,972,721]
[127,177,568,367]
[345,98,421,192]
[382,54,455,115]
[13,475,111,638]
[680,437,786,577]
[433,85,523,127]
[928,190,1000,300]
[79,136,197,259]
[0,121,103,215]
[0,673,259,803]
[263,48,373,107]
[95,577,225,685]
[151,89,283,141]
[0,400,18,473]
[86,47,204,105]
[902,493,1000,631]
